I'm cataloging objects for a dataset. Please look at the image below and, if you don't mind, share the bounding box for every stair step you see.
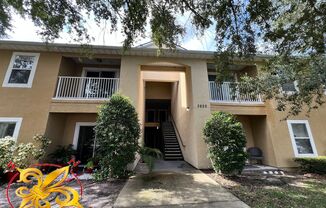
[165,147,181,150]
[162,121,184,161]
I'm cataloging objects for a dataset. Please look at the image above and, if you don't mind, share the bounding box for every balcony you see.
[209,81,263,104]
[54,76,119,100]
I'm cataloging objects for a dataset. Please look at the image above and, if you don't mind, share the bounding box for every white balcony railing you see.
[54,76,119,100]
[209,81,263,103]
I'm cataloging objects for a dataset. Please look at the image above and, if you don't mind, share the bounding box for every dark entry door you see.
[77,126,96,163]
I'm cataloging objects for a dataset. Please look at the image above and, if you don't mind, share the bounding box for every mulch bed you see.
[203,169,326,208]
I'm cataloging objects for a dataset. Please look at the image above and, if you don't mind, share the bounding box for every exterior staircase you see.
[162,122,183,160]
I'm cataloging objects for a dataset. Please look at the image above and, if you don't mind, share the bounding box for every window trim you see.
[281,80,299,94]
[82,67,120,78]
[0,117,23,140]
[2,52,40,88]
[72,122,96,150]
[287,120,318,157]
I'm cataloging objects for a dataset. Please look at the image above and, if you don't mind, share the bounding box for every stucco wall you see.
[119,56,212,169]
[145,82,172,100]
[263,101,326,167]
[0,50,62,143]
[237,116,255,148]
[45,113,97,154]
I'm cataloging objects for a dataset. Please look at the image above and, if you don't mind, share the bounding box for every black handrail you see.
[170,114,186,148]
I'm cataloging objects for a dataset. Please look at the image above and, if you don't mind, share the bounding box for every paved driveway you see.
[114,161,249,208]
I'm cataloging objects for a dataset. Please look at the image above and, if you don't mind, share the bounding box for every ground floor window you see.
[287,120,317,157]
[73,122,97,163]
[0,117,22,139]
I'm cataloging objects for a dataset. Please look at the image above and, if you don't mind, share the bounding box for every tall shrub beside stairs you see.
[203,112,247,175]
[95,94,140,179]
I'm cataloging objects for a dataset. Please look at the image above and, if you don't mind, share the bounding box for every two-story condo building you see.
[0,40,324,169]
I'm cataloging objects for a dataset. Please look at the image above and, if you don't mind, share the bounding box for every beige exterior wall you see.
[1,47,325,169]
[145,82,172,100]
[45,113,97,154]
[0,50,62,143]
[119,56,211,168]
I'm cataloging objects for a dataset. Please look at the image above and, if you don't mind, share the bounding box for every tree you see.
[1,0,325,116]
[95,94,140,179]
[203,112,247,175]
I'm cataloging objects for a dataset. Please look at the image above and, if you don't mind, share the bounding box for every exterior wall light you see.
[186,107,190,111]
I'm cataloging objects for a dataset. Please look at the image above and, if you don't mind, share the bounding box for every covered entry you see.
[143,80,183,160]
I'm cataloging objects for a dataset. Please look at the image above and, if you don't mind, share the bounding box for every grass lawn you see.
[204,170,326,208]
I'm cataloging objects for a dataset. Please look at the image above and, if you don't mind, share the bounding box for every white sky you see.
[3,13,216,51]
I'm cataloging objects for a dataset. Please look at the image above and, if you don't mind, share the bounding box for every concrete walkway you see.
[114,161,249,208]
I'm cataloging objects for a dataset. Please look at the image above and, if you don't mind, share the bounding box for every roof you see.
[136,41,188,51]
[0,40,271,61]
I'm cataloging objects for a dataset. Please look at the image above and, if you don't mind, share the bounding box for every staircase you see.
[162,122,183,160]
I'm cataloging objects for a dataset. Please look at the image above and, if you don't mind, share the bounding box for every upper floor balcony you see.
[52,56,120,103]
[209,81,263,104]
[207,63,263,104]
[54,76,119,100]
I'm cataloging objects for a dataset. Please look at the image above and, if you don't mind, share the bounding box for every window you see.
[208,75,217,82]
[287,120,317,157]
[0,117,23,140]
[282,81,299,92]
[3,52,40,88]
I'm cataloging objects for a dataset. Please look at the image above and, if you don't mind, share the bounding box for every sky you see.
[3,13,217,51]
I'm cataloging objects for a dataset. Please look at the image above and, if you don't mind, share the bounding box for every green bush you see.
[203,112,247,175]
[95,94,140,179]
[294,156,326,174]
[0,135,51,170]
[49,144,76,164]
[139,147,162,172]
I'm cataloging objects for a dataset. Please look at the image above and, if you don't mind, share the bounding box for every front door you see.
[76,125,96,163]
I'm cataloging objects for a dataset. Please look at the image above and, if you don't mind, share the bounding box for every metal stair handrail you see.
[170,115,186,148]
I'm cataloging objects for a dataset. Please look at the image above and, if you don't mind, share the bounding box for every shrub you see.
[49,144,76,164]
[0,135,51,171]
[294,156,326,174]
[139,147,162,172]
[95,94,140,179]
[203,112,247,175]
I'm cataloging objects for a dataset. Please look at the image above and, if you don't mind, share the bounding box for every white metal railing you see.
[209,81,263,103]
[54,76,119,100]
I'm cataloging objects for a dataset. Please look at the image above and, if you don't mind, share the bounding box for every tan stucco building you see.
[0,41,324,169]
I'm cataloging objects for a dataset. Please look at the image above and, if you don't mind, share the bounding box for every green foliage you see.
[203,112,247,175]
[0,134,51,170]
[294,156,326,174]
[239,55,326,118]
[139,147,162,172]
[1,1,325,117]
[49,144,76,164]
[95,94,140,179]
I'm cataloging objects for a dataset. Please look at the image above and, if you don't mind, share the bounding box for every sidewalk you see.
[114,161,249,208]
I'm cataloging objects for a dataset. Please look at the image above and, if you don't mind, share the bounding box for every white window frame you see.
[82,67,120,78]
[2,52,40,88]
[281,80,299,94]
[287,120,318,157]
[72,122,96,150]
[0,117,23,141]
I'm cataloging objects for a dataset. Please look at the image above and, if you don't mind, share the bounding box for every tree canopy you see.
[1,0,325,117]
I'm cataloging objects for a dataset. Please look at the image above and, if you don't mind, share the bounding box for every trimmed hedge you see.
[294,156,326,174]
[203,112,247,175]
[95,94,140,179]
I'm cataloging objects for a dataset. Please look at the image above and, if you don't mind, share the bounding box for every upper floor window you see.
[2,52,40,88]
[282,81,298,93]
[287,120,317,157]
[0,117,23,140]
